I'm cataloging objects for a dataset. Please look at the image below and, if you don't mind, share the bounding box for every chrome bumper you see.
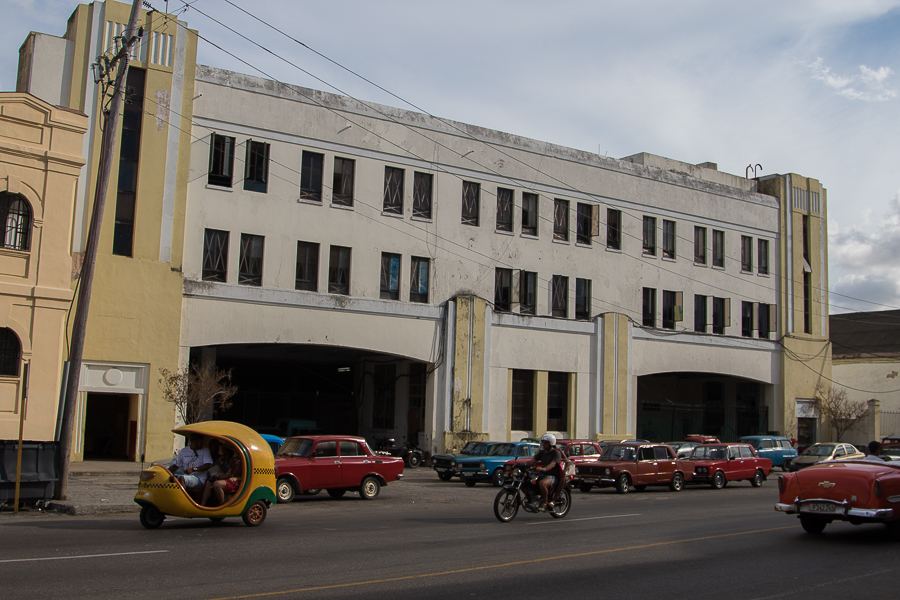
[775,497,893,520]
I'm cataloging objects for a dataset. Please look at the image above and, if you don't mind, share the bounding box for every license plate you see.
[802,502,838,514]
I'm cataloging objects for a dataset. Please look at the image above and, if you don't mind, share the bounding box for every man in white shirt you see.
[171,433,213,490]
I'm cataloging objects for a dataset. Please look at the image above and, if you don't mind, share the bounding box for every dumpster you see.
[0,441,59,504]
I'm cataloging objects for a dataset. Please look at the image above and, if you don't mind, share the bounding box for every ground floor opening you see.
[82,392,138,461]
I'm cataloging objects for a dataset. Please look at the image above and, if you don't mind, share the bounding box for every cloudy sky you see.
[3,0,899,314]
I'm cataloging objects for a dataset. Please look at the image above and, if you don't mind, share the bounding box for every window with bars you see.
[0,328,20,377]
[522,192,538,236]
[461,181,480,226]
[202,229,228,282]
[694,226,707,264]
[511,369,535,431]
[662,220,676,259]
[607,208,621,250]
[551,275,568,318]
[413,172,433,219]
[758,239,769,275]
[0,193,32,251]
[496,187,513,232]
[642,216,656,256]
[576,203,593,245]
[208,132,235,188]
[741,236,753,272]
[332,157,355,206]
[372,363,396,429]
[713,230,725,268]
[300,151,324,201]
[410,256,430,303]
[520,270,536,315]
[244,140,270,193]
[114,66,144,257]
[380,253,401,300]
[328,246,351,295]
[295,241,319,291]
[238,234,264,286]
[694,294,707,332]
[642,287,656,327]
[494,268,512,312]
[575,278,591,320]
[553,200,569,241]
[547,372,568,432]
[383,166,404,215]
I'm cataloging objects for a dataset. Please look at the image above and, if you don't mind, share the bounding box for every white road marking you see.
[0,550,169,564]
[527,513,641,525]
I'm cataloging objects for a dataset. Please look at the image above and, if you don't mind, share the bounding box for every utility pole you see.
[55,0,144,500]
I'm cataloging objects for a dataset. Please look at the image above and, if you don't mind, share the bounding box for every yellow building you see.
[17,1,198,461]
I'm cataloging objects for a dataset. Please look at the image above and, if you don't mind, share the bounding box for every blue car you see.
[259,433,285,455]
[432,441,499,481]
[457,441,539,487]
[738,435,798,471]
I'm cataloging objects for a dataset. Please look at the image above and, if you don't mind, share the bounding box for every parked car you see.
[788,443,865,472]
[259,433,284,455]
[688,443,772,488]
[556,439,602,464]
[373,437,424,468]
[665,441,699,458]
[684,435,721,443]
[597,439,648,452]
[274,435,404,503]
[432,441,497,481]
[775,458,900,535]
[457,442,539,486]
[576,443,694,493]
[739,435,798,471]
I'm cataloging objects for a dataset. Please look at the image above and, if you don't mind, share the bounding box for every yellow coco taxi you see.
[134,421,276,529]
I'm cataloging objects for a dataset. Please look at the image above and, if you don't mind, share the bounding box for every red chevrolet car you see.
[689,443,772,489]
[274,435,404,503]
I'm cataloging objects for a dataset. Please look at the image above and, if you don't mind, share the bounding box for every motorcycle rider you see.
[524,433,563,511]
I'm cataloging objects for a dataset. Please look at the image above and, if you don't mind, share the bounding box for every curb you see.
[45,502,140,516]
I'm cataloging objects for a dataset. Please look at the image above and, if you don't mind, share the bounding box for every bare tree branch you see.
[813,383,868,442]
[159,363,238,425]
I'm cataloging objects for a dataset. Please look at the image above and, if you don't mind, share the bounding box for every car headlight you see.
[450,460,456,466]
[605,468,611,476]
[479,462,486,470]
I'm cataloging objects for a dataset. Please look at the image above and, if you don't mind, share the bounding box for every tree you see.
[813,383,868,442]
[159,363,237,425]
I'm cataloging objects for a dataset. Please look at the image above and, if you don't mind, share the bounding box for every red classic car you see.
[776,458,900,535]
[576,443,694,493]
[688,443,772,489]
[274,435,404,503]
[556,440,602,465]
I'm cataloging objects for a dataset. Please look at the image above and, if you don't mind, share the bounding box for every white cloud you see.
[808,57,897,101]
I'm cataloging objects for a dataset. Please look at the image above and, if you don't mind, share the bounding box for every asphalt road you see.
[2,470,899,599]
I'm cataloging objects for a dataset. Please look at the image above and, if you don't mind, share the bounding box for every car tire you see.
[327,488,346,499]
[276,478,295,503]
[750,469,764,488]
[781,465,790,472]
[139,505,165,530]
[800,515,827,534]
[242,501,267,527]
[359,476,381,500]
[437,471,454,482]
[669,472,684,492]
[711,471,726,490]
[406,453,422,469]
[491,468,505,487]
[615,474,630,494]
[578,482,593,493]
[464,478,477,487]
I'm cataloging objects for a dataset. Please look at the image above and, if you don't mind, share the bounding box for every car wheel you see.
[326,488,346,499]
[242,501,267,527]
[781,465,790,472]
[303,489,321,496]
[276,478,295,503]
[139,505,165,530]
[359,476,381,500]
[464,478,477,487]
[437,471,454,482]
[491,468,505,487]
[800,515,827,534]
[750,469,764,488]
[493,489,520,522]
[615,474,630,494]
[406,453,422,469]
[711,471,726,490]
[578,482,593,493]
[550,487,572,519]
[669,472,684,492]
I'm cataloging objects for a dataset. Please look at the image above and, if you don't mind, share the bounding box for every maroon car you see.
[274,435,404,503]
[556,440,602,466]
[576,443,694,493]
[689,443,772,489]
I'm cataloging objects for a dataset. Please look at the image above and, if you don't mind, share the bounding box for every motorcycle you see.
[493,463,572,522]
[374,437,425,468]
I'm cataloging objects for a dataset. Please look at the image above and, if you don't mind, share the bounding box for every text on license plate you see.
[802,502,838,513]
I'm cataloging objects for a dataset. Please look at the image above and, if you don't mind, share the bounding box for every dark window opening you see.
[412,172,433,219]
[494,268,512,312]
[522,192,538,236]
[643,287,656,327]
[643,216,656,256]
[114,66,145,257]
[758,239,769,275]
[741,301,753,337]
[694,294,707,332]
[662,220,675,259]
[511,369,534,431]
[243,140,270,193]
[0,328,21,377]
[238,234,264,286]
[575,278,591,320]
[328,246,351,295]
[576,203,593,245]
[713,230,724,268]
[694,226,706,264]
[553,200,569,241]
[741,236,753,272]
[662,290,676,330]
[208,132,235,188]
[519,271,536,315]
[551,275,568,318]
[202,229,228,282]
[0,193,31,251]
[803,272,812,334]
[383,166,404,215]
[410,256,430,303]
[461,181,480,226]
[332,157,355,206]
[496,187,513,232]
[713,296,728,334]
[295,241,319,291]
[300,151,324,201]
[802,215,811,262]
[607,209,622,250]
[758,303,770,339]
[547,372,568,432]
[380,253,401,300]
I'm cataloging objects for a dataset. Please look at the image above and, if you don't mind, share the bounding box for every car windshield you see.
[691,446,726,460]
[277,437,314,457]
[803,444,835,457]
[489,443,517,456]
[741,439,760,449]
[460,442,483,455]
[665,442,684,450]
[601,445,636,460]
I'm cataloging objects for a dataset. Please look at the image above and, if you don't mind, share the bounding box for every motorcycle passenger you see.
[524,433,562,511]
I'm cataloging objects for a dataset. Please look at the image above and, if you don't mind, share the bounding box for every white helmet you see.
[540,433,556,445]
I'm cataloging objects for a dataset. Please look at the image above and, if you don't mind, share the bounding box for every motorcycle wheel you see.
[550,487,572,519]
[493,489,520,522]
[406,453,422,469]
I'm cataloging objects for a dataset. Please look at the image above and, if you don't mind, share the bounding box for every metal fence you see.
[637,403,769,443]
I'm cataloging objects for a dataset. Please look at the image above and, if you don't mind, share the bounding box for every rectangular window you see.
[803,272,812,334]
[643,216,656,256]
[802,215,811,262]
[409,256,430,303]
[741,301,753,337]
[607,208,622,250]
[575,278,591,320]
[741,236,753,272]
[662,290,677,330]
[694,226,707,264]
[114,66,145,257]
[243,140,270,193]
[372,364,396,429]
[496,187,513,232]
[713,297,729,334]
[511,369,535,431]
[694,294,707,333]
[412,172,433,219]
[295,241,319,291]
[547,372,568,432]
[519,271,536,315]
[642,287,656,327]
[208,132,235,188]
[522,192,538,236]
[576,203,593,245]
[328,245,351,295]
[380,253,401,300]
[662,220,676,259]
[712,230,725,268]
[300,151,324,201]
[758,303,773,339]
[202,229,228,282]
[494,268,512,312]
[383,166,404,215]
[332,157,355,206]
[758,239,769,275]
[553,199,569,241]
[551,275,568,318]
[461,181,480,226]
[238,233,264,286]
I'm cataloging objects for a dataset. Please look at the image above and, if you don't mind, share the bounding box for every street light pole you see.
[55,0,144,500]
